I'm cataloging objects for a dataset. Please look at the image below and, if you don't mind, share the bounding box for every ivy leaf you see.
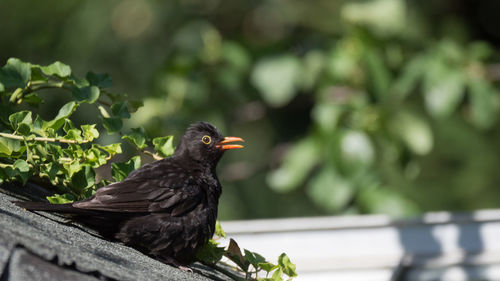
[152,136,174,157]
[47,193,75,204]
[86,71,112,88]
[258,262,278,273]
[70,165,95,192]
[81,124,99,141]
[215,221,226,238]
[9,111,32,135]
[23,93,43,106]
[102,117,123,134]
[13,159,30,185]
[111,156,141,182]
[0,137,21,156]
[97,143,122,157]
[45,101,78,131]
[72,85,100,103]
[0,58,31,89]
[39,61,71,78]
[123,127,147,149]
[244,249,266,269]
[195,239,225,265]
[111,101,131,118]
[277,253,297,277]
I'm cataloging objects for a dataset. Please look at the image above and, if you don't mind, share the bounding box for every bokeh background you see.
[2,0,500,220]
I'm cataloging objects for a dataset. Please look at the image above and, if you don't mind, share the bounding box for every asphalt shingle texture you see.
[0,184,231,281]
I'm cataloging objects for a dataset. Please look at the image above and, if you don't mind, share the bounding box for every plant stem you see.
[0,132,89,144]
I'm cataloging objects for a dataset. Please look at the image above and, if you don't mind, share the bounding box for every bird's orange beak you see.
[216,137,245,151]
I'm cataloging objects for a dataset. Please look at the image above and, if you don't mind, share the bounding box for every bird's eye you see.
[201,135,212,145]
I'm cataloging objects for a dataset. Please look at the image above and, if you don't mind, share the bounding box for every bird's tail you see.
[13,201,77,212]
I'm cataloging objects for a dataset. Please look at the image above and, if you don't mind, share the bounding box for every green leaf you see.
[81,124,99,141]
[307,168,354,212]
[23,93,43,106]
[195,239,225,265]
[111,101,131,118]
[70,165,95,191]
[102,117,123,134]
[214,221,226,238]
[72,85,100,103]
[423,62,465,118]
[340,130,375,170]
[123,127,147,149]
[244,249,266,268]
[251,55,301,107]
[152,136,174,157]
[0,137,21,156]
[9,111,32,134]
[111,156,141,182]
[0,58,31,89]
[271,268,284,281]
[45,101,78,131]
[13,159,30,185]
[39,61,71,78]
[63,129,83,142]
[468,78,498,129]
[278,253,297,277]
[392,55,426,99]
[47,193,75,204]
[390,112,433,155]
[86,71,112,88]
[365,47,392,102]
[358,186,419,216]
[97,143,122,157]
[0,82,4,92]
[258,262,278,273]
[267,137,319,192]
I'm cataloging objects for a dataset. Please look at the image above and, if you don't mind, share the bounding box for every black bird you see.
[15,122,244,271]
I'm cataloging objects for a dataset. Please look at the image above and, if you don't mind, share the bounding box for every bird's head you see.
[174,122,244,166]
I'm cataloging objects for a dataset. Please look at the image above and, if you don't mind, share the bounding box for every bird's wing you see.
[73,159,204,216]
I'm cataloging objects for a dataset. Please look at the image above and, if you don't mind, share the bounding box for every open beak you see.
[216,136,245,151]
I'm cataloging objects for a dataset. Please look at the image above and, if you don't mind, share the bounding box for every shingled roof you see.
[0,183,231,281]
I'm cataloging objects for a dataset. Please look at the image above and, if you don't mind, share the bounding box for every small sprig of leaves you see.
[0,57,152,200]
[0,57,297,281]
[196,223,297,281]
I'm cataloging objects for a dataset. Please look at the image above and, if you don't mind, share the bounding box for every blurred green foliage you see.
[2,0,500,219]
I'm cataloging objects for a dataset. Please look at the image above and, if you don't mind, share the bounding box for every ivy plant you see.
[0,58,296,281]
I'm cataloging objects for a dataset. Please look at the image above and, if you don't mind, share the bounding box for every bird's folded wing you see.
[73,162,203,216]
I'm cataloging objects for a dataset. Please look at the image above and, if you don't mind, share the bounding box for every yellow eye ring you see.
[201,135,212,145]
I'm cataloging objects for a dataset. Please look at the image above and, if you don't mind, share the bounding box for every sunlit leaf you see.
[123,127,147,149]
[251,55,301,107]
[278,253,297,277]
[307,167,353,212]
[39,61,71,78]
[152,136,174,157]
[45,101,78,131]
[390,112,433,155]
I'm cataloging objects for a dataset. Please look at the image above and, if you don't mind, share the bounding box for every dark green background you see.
[2,0,500,220]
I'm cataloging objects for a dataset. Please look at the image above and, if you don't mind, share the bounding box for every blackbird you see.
[15,122,244,271]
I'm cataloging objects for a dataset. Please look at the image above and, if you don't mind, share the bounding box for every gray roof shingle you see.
[0,184,231,281]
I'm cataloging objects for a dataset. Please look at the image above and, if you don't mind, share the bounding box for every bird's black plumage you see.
[15,122,244,269]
